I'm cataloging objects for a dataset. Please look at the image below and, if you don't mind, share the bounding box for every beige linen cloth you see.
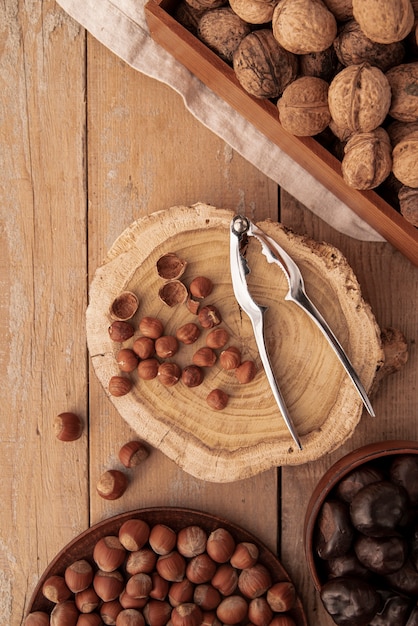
[57,0,385,241]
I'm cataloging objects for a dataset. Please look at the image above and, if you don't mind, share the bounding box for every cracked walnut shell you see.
[278,76,331,136]
[233,29,298,99]
[272,0,337,55]
[197,7,250,63]
[341,128,392,190]
[328,63,391,133]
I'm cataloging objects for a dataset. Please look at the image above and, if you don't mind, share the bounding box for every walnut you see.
[387,120,418,145]
[277,76,331,136]
[329,119,353,142]
[333,20,405,71]
[229,0,279,25]
[386,62,418,123]
[328,63,391,132]
[272,0,337,55]
[184,0,226,11]
[175,1,206,35]
[392,131,418,187]
[299,46,341,82]
[197,8,251,62]
[399,185,418,226]
[322,0,353,21]
[233,29,298,98]
[341,127,392,189]
[352,0,415,44]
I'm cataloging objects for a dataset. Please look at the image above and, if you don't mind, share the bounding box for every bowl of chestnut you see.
[26,507,307,625]
[304,440,418,626]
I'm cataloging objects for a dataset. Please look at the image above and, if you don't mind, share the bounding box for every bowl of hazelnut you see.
[25,507,307,625]
[304,440,418,626]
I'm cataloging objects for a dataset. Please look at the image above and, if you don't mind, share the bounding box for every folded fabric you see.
[56,0,385,242]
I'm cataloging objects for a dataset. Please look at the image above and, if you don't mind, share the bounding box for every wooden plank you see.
[0,1,88,621]
[86,35,280,551]
[279,190,418,625]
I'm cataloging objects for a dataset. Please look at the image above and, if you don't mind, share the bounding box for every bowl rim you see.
[303,439,418,591]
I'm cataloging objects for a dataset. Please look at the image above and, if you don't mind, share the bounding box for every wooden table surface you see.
[1,2,417,625]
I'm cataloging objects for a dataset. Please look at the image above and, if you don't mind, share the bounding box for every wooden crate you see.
[144,0,418,266]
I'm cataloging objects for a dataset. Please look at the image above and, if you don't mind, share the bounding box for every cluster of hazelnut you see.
[25,520,298,626]
[175,0,418,224]
[107,254,257,412]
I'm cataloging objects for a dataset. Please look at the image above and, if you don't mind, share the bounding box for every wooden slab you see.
[86,203,384,482]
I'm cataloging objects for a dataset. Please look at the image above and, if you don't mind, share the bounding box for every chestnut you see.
[325,552,370,579]
[354,535,408,575]
[336,466,385,503]
[349,481,408,536]
[390,455,418,506]
[320,576,380,625]
[384,559,418,596]
[315,499,353,560]
[369,590,412,626]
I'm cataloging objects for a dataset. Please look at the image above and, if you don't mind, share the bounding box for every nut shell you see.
[272,0,337,54]
[341,127,392,189]
[110,291,139,321]
[157,252,187,280]
[159,280,189,307]
[278,76,331,136]
[387,62,418,122]
[233,30,298,99]
[352,0,415,44]
[197,8,251,63]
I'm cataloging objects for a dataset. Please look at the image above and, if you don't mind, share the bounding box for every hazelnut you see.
[192,347,217,368]
[137,358,159,380]
[206,328,229,349]
[96,470,128,500]
[118,518,150,551]
[235,361,257,384]
[219,346,241,370]
[53,412,83,442]
[248,597,273,626]
[139,317,164,339]
[133,336,155,359]
[157,362,181,386]
[230,542,259,569]
[126,548,158,575]
[50,601,79,626]
[189,276,214,299]
[143,600,172,626]
[198,305,222,329]
[110,291,139,321]
[77,613,103,626]
[156,551,186,582]
[168,579,195,607]
[125,572,153,599]
[155,335,179,358]
[64,559,94,593]
[266,581,296,612]
[119,441,150,468]
[206,528,235,563]
[75,586,100,613]
[156,252,187,280]
[42,575,72,603]
[206,389,229,411]
[24,612,50,626]
[150,572,170,601]
[193,584,222,611]
[201,612,222,626]
[176,322,201,344]
[269,617,297,626]
[211,564,238,596]
[116,348,139,373]
[216,596,248,625]
[238,564,272,599]
[93,570,124,602]
[119,591,148,610]
[100,599,123,624]
[181,365,204,388]
[116,608,146,626]
[171,603,203,626]
[149,524,178,555]
[186,554,217,584]
[177,525,207,557]
[93,536,127,572]
[108,320,135,342]
[159,280,188,307]
[108,375,132,397]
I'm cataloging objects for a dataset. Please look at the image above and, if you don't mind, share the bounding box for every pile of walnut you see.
[25,520,298,626]
[175,0,418,226]
[107,252,258,413]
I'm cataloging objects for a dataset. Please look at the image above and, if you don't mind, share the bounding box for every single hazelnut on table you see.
[181,365,204,388]
[119,441,150,468]
[75,586,100,613]
[206,389,229,411]
[139,316,164,339]
[108,320,135,342]
[116,348,139,373]
[50,600,79,625]
[198,305,222,329]
[108,375,132,397]
[149,523,177,555]
[155,335,179,358]
[176,322,201,344]
[216,595,248,625]
[24,612,50,626]
[137,358,159,381]
[156,551,186,582]
[42,574,72,603]
[192,347,217,368]
[93,535,126,572]
[118,518,150,551]
[110,291,139,321]
[168,578,195,607]
[132,336,155,359]
[116,608,146,626]
[54,411,83,442]
[143,599,172,626]
[206,528,235,563]
[157,362,182,386]
[235,361,257,384]
[156,252,187,280]
[177,525,207,557]
[96,469,128,500]
[159,280,189,307]
[206,328,229,349]
[189,276,214,299]
[171,603,203,626]
[219,346,241,370]
[64,559,94,593]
